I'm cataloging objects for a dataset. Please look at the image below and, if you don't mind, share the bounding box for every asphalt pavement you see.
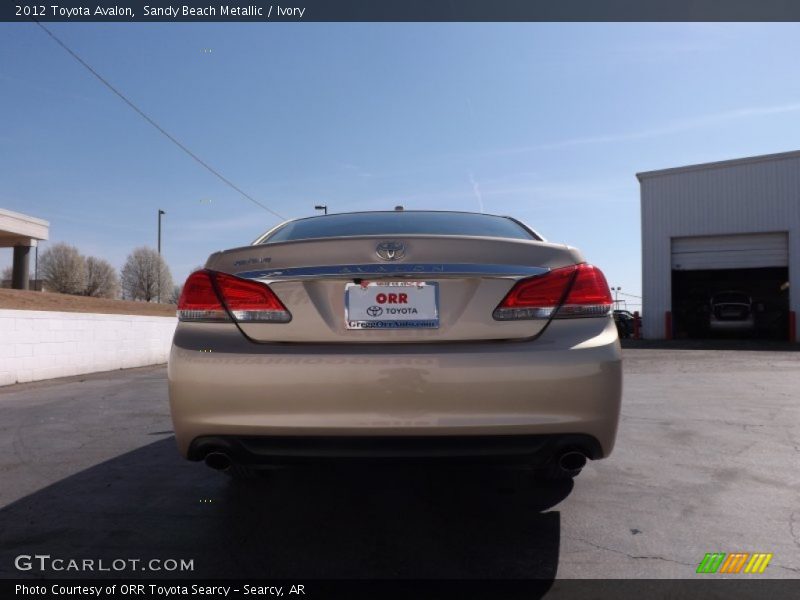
[0,348,798,581]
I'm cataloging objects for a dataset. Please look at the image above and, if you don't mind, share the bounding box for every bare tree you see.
[1,266,11,288]
[169,284,183,305]
[121,247,174,302]
[84,256,119,298]
[39,243,87,294]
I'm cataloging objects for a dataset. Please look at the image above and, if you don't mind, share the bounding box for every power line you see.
[33,20,286,221]
[618,291,642,299]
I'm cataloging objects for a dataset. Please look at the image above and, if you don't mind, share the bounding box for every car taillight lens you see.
[177,270,226,321]
[177,270,291,323]
[493,263,612,321]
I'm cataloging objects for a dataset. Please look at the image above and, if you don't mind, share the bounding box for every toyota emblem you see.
[376,241,405,261]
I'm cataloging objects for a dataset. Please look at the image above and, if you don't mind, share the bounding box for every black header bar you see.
[4,579,800,600]
[4,1,800,23]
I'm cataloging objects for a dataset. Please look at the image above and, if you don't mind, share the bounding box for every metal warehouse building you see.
[637,150,799,341]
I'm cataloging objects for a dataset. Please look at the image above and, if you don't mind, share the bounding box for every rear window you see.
[261,212,537,243]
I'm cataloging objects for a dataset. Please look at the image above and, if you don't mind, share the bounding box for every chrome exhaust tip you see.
[558,450,587,476]
[204,451,232,472]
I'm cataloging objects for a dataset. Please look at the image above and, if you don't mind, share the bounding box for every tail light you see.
[177,270,291,323]
[493,263,612,321]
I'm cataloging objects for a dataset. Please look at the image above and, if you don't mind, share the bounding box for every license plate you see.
[345,282,439,329]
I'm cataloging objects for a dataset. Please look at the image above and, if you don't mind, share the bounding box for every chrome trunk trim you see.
[235,263,549,282]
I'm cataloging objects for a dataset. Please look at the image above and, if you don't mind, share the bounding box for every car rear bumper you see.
[168,317,622,461]
[187,433,604,465]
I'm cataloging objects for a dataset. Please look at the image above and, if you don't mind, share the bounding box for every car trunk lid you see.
[204,235,584,343]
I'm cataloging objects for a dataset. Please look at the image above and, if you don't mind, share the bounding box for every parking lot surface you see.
[1,348,799,580]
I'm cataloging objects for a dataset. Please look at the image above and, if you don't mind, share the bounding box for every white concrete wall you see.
[0,309,177,386]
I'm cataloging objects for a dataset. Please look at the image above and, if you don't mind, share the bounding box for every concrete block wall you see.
[0,310,177,386]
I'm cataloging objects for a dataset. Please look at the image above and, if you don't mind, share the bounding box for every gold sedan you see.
[168,211,622,480]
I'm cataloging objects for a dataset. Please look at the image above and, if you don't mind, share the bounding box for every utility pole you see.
[612,286,621,309]
[158,209,165,254]
[157,209,165,303]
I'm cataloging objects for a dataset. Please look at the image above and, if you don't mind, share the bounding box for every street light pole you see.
[314,205,328,215]
[158,210,165,255]
[157,209,165,303]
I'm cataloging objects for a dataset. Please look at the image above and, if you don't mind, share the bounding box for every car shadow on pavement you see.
[0,437,570,582]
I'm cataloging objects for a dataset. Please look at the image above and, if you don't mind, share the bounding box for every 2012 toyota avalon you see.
[168,210,622,480]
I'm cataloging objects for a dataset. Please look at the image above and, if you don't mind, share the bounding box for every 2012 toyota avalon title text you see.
[20,5,306,19]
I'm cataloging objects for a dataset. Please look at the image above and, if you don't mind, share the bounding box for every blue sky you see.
[3,22,800,308]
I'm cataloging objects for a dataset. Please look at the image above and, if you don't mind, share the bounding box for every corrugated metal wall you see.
[639,151,800,340]
[671,232,788,270]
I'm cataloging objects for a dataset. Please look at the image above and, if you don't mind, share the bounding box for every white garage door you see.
[671,232,788,270]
